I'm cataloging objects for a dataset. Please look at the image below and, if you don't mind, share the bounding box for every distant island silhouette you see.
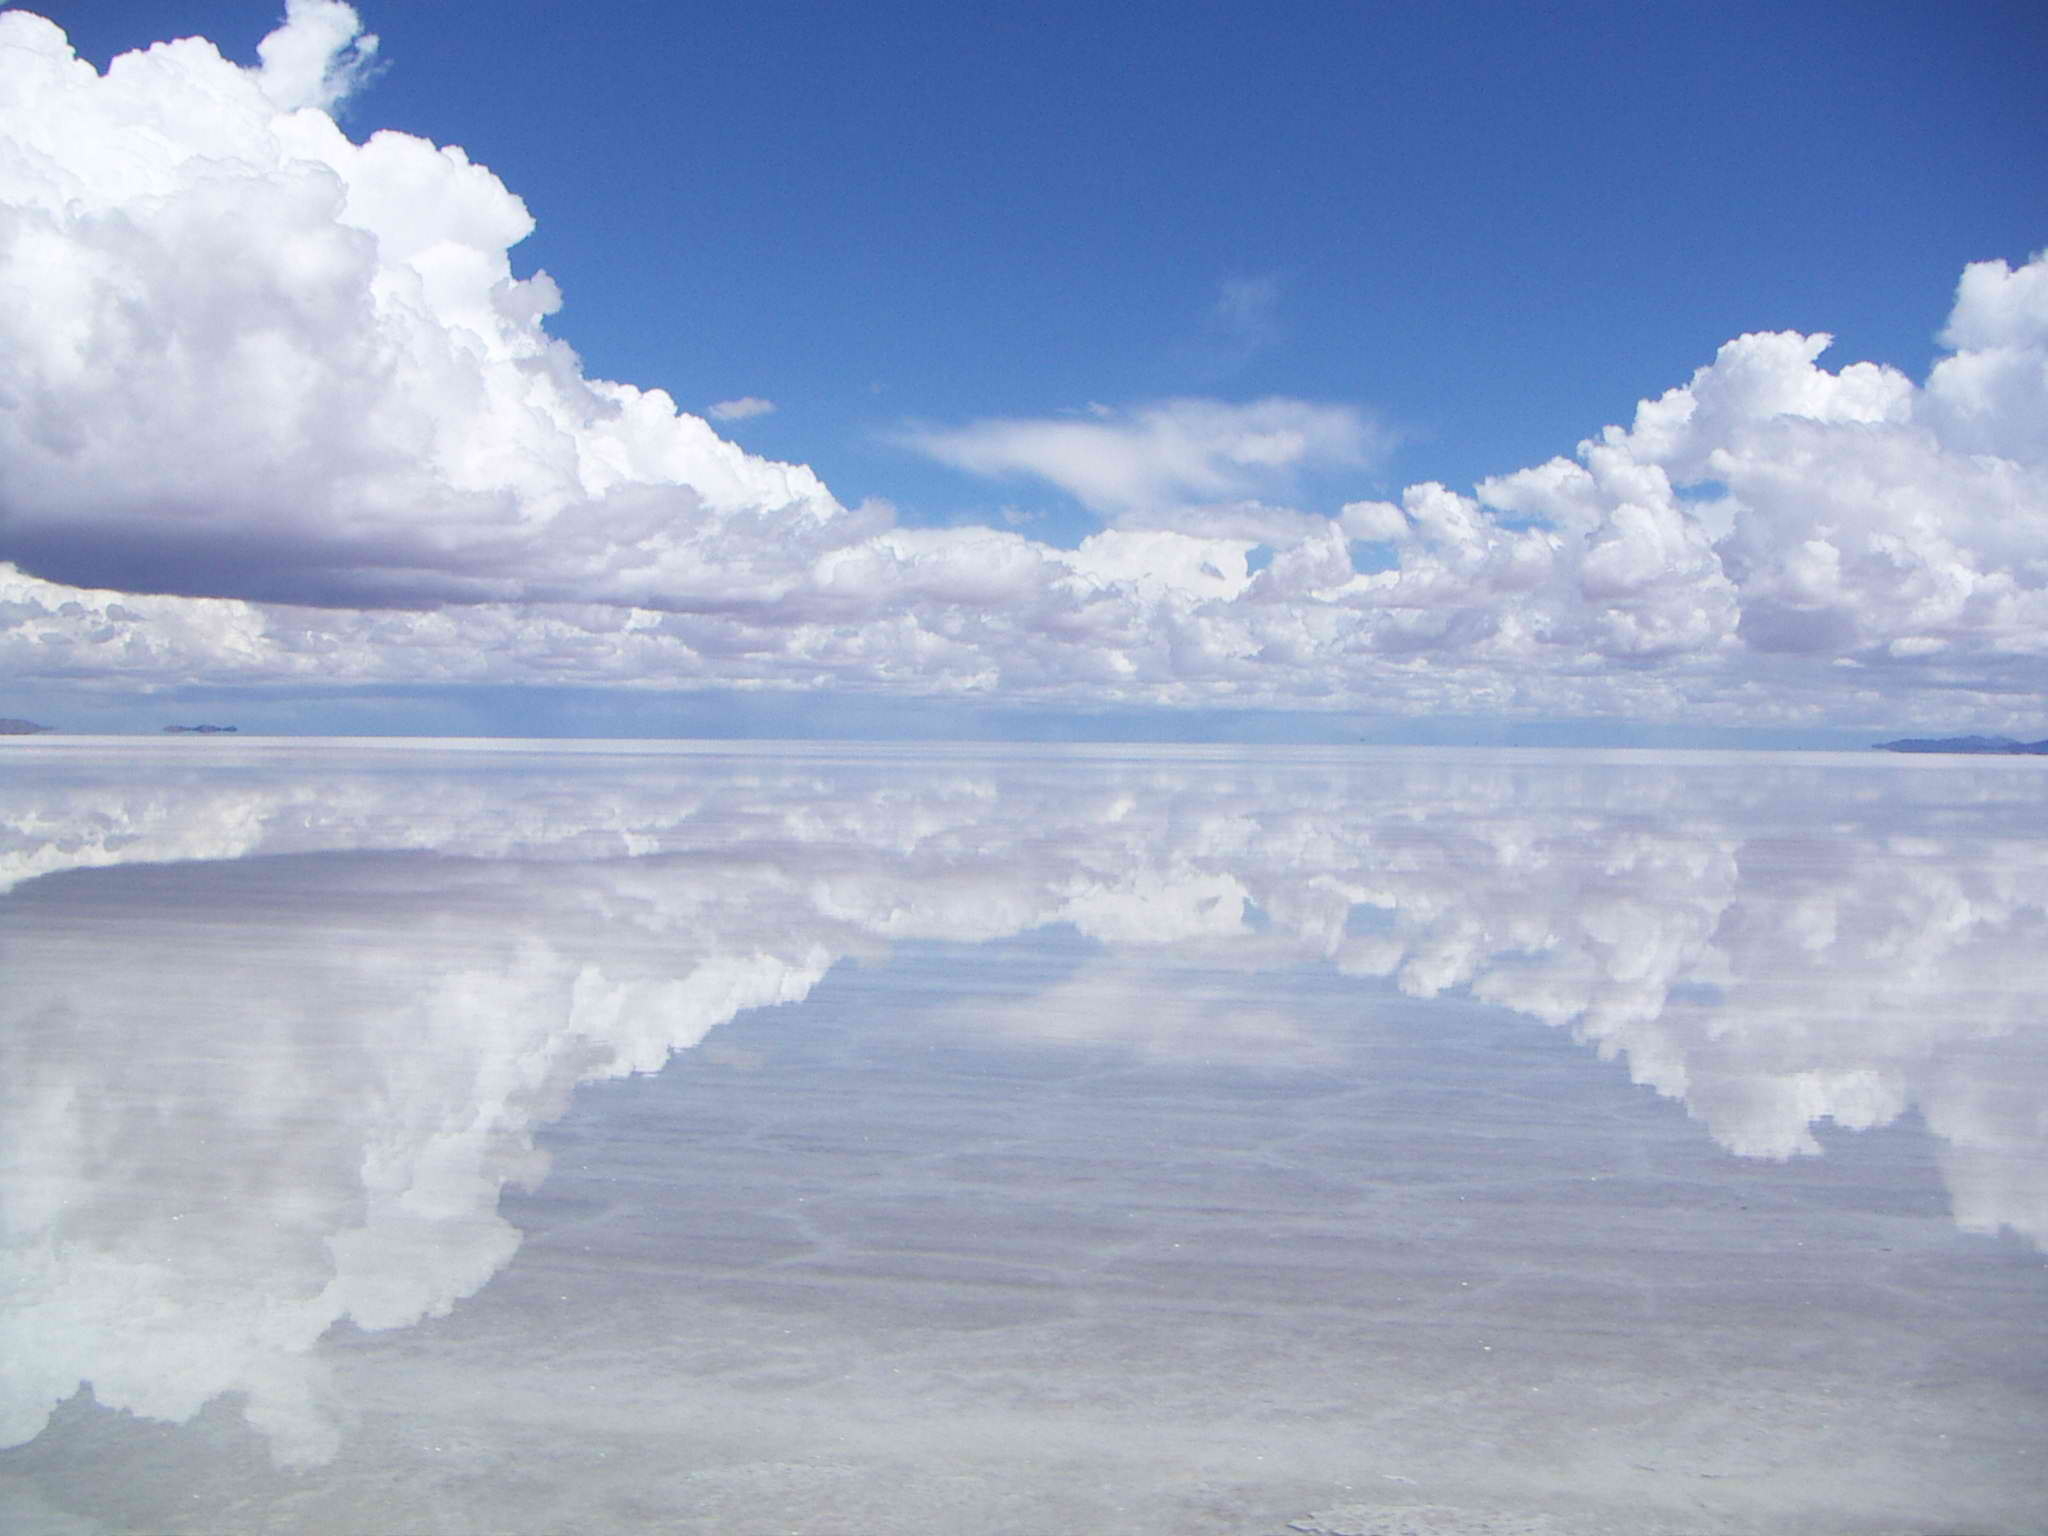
[0,718,53,734]
[162,724,239,734]
[1875,734,2048,755]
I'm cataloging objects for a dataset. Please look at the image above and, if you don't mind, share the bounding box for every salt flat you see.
[2,742,2043,1534]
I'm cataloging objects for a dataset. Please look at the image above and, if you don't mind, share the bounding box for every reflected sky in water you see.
[2,742,2045,1534]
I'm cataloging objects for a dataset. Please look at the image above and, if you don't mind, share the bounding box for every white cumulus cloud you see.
[0,4,859,610]
[255,0,381,112]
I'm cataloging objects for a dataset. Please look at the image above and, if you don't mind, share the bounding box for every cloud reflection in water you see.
[1,743,2043,1465]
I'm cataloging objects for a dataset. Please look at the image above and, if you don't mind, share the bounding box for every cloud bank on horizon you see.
[2,2,2045,732]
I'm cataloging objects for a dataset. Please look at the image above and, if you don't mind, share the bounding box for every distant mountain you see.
[1874,734,2048,755]
[0,718,53,734]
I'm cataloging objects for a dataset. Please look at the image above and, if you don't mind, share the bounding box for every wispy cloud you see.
[708,397,777,422]
[904,396,1389,538]
[1190,275,1285,378]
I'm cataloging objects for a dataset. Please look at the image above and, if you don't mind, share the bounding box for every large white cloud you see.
[1,5,2045,730]
[0,3,861,609]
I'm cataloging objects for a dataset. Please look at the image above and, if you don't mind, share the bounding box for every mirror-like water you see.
[2,741,2044,1534]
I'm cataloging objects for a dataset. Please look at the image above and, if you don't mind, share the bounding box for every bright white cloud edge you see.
[1,3,2045,733]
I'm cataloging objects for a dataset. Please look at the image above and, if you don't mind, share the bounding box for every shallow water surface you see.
[2,741,2044,1534]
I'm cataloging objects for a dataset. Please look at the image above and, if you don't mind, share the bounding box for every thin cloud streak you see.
[708,397,778,422]
[903,396,1390,533]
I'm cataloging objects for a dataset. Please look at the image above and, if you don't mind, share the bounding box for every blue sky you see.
[2,0,2045,740]
[52,0,2037,529]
